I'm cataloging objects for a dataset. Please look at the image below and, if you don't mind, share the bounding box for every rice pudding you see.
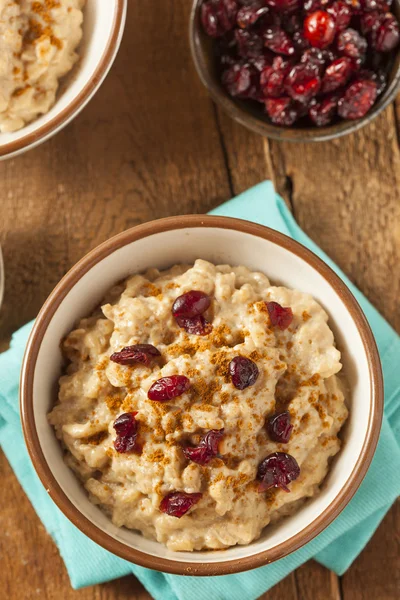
[48,259,348,552]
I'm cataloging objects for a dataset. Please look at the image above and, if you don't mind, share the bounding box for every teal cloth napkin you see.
[1,181,399,599]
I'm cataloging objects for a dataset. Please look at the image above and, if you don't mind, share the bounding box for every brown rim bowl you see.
[20,215,383,575]
[189,0,400,142]
[0,0,127,161]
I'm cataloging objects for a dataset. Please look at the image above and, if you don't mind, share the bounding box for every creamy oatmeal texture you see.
[0,0,85,133]
[49,260,348,552]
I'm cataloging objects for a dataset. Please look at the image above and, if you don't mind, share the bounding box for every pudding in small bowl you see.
[0,0,127,159]
[21,215,383,575]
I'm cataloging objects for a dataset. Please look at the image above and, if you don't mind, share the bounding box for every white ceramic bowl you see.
[21,215,383,575]
[0,0,127,161]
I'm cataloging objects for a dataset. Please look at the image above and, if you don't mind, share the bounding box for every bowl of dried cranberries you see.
[190,0,400,141]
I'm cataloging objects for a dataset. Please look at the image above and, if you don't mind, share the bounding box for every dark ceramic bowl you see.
[190,0,400,142]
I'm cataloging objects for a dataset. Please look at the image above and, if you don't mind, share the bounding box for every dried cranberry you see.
[110,344,161,366]
[285,63,321,102]
[261,56,292,96]
[237,5,269,28]
[338,79,377,118]
[304,11,336,48]
[265,96,300,124]
[159,492,202,518]
[322,56,353,92]
[309,92,339,124]
[337,28,367,59]
[172,290,211,318]
[183,429,225,464]
[235,28,264,57]
[264,26,296,55]
[360,11,382,35]
[267,411,294,443]
[219,0,240,30]
[240,67,264,100]
[171,291,212,334]
[201,2,223,38]
[222,63,251,95]
[361,0,392,10]
[301,47,335,71]
[148,375,191,401]
[371,14,400,52]
[201,0,239,38]
[229,356,259,389]
[250,52,274,72]
[327,2,352,32]
[293,30,311,50]
[114,413,135,437]
[356,68,386,93]
[269,55,292,75]
[304,0,329,12]
[175,314,211,335]
[261,66,277,95]
[113,412,139,453]
[257,452,300,492]
[260,63,274,82]
[265,0,300,11]
[266,301,293,329]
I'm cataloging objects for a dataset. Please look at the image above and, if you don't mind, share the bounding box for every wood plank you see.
[341,501,400,600]
[215,109,274,194]
[258,574,299,599]
[295,562,342,600]
[95,577,149,600]
[0,451,147,600]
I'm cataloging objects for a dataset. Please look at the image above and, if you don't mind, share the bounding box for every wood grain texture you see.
[341,501,400,600]
[0,1,399,599]
[269,107,400,332]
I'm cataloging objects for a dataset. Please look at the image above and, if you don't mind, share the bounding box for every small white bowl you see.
[21,216,383,575]
[0,0,127,161]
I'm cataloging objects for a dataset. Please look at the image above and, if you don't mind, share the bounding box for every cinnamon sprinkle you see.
[210,350,231,379]
[300,374,321,387]
[146,449,170,465]
[105,394,123,411]
[140,282,162,297]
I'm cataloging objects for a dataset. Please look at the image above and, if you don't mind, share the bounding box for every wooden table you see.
[1,2,399,599]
